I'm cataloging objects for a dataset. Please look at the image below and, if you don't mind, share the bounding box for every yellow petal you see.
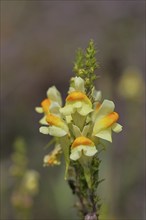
[94,112,119,134]
[35,107,43,113]
[41,99,51,114]
[66,91,92,106]
[95,100,115,121]
[100,112,119,128]
[71,136,94,149]
[95,128,112,142]
[39,126,49,134]
[77,103,93,116]
[60,105,74,116]
[70,149,81,160]
[46,86,62,106]
[69,76,85,93]
[112,123,123,133]
[39,116,48,125]
[48,126,67,137]
[70,145,97,160]
[46,113,64,128]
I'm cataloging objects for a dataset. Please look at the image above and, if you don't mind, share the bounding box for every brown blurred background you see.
[1,1,145,220]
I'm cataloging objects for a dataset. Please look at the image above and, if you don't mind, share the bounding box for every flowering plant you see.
[35,40,122,220]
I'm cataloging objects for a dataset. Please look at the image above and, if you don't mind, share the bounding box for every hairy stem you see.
[68,158,100,220]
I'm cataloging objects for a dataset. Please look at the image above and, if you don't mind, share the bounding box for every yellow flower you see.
[35,87,70,137]
[60,91,93,116]
[35,86,62,125]
[43,145,62,166]
[93,100,122,142]
[40,113,69,137]
[70,136,97,161]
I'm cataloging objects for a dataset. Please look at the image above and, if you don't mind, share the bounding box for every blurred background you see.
[1,1,145,220]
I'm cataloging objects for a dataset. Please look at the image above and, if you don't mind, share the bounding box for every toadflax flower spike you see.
[35,40,123,218]
[93,99,122,142]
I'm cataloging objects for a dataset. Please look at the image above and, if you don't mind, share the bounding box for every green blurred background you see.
[1,1,145,220]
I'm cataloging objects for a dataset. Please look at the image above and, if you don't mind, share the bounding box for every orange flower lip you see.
[101,112,119,128]
[46,113,63,127]
[66,91,91,105]
[41,99,51,114]
[71,136,94,149]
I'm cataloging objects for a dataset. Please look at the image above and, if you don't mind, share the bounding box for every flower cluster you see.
[35,76,122,183]
[35,41,123,219]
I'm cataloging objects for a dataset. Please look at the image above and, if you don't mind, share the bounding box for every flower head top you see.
[60,77,93,117]
[69,76,85,93]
